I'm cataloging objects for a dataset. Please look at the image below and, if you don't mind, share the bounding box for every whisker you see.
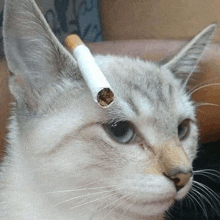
[189,83,220,96]
[196,102,220,108]
[197,109,205,114]
[187,192,198,218]
[190,189,208,219]
[193,181,220,200]
[98,195,126,214]
[165,208,175,220]
[102,195,130,220]
[188,77,218,95]
[193,181,220,217]
[53,188,118,207]
[44,185,118,195]
[44,177,121,194]
[90,193,131,220]
[193,181,220,213]
[193,172,217,182]
[120,198,134,219]
[191,188,209,219]
[182,65,199,89]
[69,193,117,210]
[179,198,183,217]
[194,169,220,176]
[191,187,219,216]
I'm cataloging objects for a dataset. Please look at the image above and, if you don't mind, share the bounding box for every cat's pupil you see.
[110,121,129,137]
[178,119,190,140]
[104,121,135,144]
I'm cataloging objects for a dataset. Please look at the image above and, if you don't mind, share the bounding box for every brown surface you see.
[1,40,220,161]
[99,0,220,42]
[0,58,12,160]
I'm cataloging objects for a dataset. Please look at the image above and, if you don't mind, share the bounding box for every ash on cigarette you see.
[97,88,114,107]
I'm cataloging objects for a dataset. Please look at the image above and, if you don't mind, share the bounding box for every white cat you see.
[0,0,217,219]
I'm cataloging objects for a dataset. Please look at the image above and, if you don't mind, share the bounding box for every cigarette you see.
[65,35,114,107]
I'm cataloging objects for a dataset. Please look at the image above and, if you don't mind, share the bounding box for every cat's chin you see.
[128,198,174,217]
[121,179,193,217]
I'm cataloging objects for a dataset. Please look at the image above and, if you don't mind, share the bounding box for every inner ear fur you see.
[162,24,217,83]
[3,0,80,109]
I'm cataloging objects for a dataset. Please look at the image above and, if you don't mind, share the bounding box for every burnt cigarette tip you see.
[97,88,114,107]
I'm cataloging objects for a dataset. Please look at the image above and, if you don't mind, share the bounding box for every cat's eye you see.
[104,121,135,144]
[178,119,190,140]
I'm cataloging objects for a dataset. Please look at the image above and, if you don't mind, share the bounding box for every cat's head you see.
[3,0,216,218]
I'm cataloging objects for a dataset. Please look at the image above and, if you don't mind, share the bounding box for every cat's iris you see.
[178,119,190,140]
[104,121,135,144]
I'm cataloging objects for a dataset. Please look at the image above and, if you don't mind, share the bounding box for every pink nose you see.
[169,173,192,191]
[165,170,192,191]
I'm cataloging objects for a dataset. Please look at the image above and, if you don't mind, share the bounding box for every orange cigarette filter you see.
[65,34,84,51]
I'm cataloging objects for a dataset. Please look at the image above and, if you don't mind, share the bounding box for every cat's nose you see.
[166,170,192,191]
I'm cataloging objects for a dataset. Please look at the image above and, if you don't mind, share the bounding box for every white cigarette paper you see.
[65,35,114,107]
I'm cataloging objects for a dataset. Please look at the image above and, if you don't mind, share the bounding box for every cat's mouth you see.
[130,196,175,206]
[115,195,175,216]
[114,191,175,208]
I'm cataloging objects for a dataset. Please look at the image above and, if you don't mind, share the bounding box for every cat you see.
[0,0,217,219]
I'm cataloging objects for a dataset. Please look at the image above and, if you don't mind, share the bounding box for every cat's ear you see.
[162,24,217,82]
[3,0,81,110]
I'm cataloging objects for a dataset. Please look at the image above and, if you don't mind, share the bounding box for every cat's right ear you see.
[162,24,217,84]
[3,0,81,110]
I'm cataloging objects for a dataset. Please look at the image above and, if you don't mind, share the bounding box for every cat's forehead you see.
[95,55,193,123]
[95,55,181,104]
[95,55,180,90]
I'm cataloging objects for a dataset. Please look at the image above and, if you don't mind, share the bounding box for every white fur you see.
[1,0,216,219]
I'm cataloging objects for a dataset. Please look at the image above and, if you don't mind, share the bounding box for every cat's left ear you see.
[162,24,217,81]
[3,0,81,111]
